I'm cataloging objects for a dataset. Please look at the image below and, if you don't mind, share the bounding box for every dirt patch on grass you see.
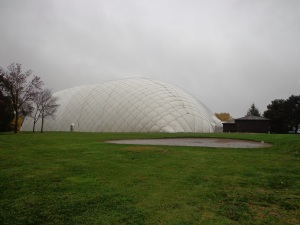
[107,138,272,148]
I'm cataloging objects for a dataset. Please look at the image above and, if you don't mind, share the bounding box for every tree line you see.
[0,63,59,133]
[245,101,299,133]
[264,95,300,134]
[1,62,298,134]
[216,98,300,134]
[244,99,300,133]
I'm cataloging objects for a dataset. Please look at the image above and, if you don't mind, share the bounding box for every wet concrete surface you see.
[106,138,272,148]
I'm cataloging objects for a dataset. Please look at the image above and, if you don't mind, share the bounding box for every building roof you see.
[222,119,235,124]
[235,115,270,121]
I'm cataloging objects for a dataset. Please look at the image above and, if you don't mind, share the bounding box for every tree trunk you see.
[32,110,39,132]
[41,117,44,133]
[14,111,18,133]
[33,121,36,132]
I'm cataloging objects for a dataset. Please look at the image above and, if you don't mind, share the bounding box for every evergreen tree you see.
[246,103,261,117]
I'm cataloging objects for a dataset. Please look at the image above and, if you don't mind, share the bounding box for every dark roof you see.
[222,119,235,124]
[235,115,270,121]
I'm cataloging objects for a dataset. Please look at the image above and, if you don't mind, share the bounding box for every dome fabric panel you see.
[21,78,222,133]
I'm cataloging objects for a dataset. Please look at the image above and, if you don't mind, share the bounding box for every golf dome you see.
[21,78,222,133]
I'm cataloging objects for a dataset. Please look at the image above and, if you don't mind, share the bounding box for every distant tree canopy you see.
[215,112,232,121]
[0,63,59,133]
[246,103,261,117]
[0,63,44,133]
[0,90,14,131]
[286,95,300,133]
[263,95,300,133]
[0,63,61,133]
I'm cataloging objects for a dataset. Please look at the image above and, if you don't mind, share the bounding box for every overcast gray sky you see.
[1,0,299,117]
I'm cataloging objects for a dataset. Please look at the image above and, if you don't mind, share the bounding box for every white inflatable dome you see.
[21,78,222,133]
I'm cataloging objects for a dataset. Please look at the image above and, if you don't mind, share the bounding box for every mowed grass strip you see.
[0,132,299,225]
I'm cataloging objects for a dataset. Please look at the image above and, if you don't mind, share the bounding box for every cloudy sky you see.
[0,0,299,117]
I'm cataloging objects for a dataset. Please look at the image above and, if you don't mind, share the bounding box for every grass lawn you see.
[0,132,299,224]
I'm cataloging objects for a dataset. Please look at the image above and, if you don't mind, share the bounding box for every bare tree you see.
[38,89,59,133]
[31,93,43,132]
[0,63,43,133]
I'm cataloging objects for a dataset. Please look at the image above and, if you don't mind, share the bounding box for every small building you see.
[223,115,270,133]
[222,119,236,133]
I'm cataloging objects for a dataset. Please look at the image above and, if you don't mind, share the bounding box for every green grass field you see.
[0,132,299,225]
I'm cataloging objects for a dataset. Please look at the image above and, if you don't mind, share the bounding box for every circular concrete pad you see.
[107,138,272,148]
